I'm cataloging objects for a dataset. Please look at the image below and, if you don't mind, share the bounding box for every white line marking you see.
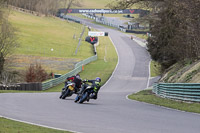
[146,59,152,89]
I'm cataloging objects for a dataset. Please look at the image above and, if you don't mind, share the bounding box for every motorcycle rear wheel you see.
[61,89,70,99]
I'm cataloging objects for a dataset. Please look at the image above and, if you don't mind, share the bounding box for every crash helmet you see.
[96,77,101,82]
[76,74,80,79]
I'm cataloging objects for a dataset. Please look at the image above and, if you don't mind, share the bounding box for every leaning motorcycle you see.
[75,84,95,103]
[59,81,78,99]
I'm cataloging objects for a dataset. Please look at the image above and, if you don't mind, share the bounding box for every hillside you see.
[5,9,118,85]
[80,0,112,8]
[160,60,200,83]
[8,10,93,74]
[77,0,139,9]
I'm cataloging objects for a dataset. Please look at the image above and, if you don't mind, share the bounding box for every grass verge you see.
[9,11,92,59]
[128,89,200,114]
[150,60,161,77]
[8,10,93,73]
[0,117,71,133]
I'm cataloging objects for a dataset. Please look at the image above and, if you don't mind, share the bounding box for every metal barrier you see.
[42,55,97,90]
[153,83,200,102]
[0,83,42,91]
[62,15,82,24]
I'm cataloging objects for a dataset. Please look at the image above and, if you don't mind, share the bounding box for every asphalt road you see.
[1,19,200,133]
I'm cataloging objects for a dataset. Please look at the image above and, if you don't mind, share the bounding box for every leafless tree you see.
[0,0,18,74]
[8,0,82,16]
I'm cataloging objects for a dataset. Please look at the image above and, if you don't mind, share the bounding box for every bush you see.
[25,63,48,82]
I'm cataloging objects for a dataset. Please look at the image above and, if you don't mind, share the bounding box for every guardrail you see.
[42,55,97,90]
[61,15,82,24]
[0,83,42,91]
[153,83,200,102]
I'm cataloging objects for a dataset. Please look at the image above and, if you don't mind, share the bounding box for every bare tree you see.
[8,0,82,16]
[0,0,18,74]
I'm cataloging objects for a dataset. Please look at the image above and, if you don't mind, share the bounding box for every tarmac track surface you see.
[0,19,200,133]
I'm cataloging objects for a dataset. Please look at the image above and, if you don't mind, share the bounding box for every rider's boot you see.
[74,95,80,103]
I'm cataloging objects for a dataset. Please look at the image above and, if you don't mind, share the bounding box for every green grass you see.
[150,60,161,77]
[74,0,112,9]
[9,11,92,59]
[128,89,200,114]
[0,117,71,133]
[73,0,140,9]
[8,10,95,73]
[47,36,117,92]
[80,36,118,83]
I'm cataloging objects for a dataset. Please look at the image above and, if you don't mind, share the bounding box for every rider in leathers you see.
[65,74,82,93]
[75,77,101,102]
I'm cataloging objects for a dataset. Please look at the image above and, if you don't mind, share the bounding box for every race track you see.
[0,19,200,133]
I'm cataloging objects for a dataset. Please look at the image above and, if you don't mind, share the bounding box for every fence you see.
[42,54,97,90]
[153,83,200,102]
[61,15,82,24]
[83,14,148,34]
[0,83,42,91]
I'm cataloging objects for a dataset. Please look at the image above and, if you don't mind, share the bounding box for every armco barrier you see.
[42,55,97,90]
[153,83,200,102]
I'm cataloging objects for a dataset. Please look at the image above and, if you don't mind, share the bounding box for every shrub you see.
[25,63,48,82]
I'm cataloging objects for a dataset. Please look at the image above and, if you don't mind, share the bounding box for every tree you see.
[8,0,82,16]
[108,0,200,70]
[0,0,18,74]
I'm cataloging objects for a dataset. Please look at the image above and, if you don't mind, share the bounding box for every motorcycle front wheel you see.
[79,91,89,103]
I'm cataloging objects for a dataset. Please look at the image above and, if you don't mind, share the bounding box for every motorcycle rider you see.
[65,74,82,93]
[75,77,101,102]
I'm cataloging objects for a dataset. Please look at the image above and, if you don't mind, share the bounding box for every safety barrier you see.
[42,55,97,90]
[153,83,200,102]
[0,83,42,91]
[61,15,82,24]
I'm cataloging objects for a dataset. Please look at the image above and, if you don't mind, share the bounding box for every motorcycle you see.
[75,84,95,103]
[59,81,78,99]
